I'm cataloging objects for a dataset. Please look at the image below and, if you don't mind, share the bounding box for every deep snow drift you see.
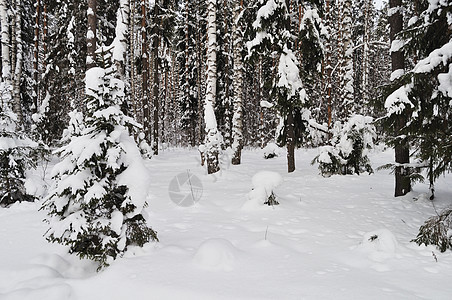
[1,148,452,299]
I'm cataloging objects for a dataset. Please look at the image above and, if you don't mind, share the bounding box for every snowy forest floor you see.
[1,147,452,299]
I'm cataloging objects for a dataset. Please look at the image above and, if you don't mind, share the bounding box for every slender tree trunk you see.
[87,0,97,69]
[204,0,220,174]
[32,0,40,112]
[152,3,159,155]
[141,0,151,141]
[324,0,332,133]
[113,0,129,80]
[13,0,23,123]
[231,0,243,165]
[389,0,410,197]
[286,111,295,173]
[129,0,137,117]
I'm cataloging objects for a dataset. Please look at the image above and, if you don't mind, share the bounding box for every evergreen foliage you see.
[313,115,375,176]
[0,108,37,206]
[43,49,157,270]
[384,0,452,197]
[412,208,452,253]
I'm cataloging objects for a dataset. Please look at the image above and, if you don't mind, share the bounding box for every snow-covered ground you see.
[1,148,452,299]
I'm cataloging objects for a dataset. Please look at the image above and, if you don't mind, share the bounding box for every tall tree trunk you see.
[113,0,129,80]
[286,111,295,173]
[389,0,410,197]
[152,3,159,155]
[13,0,22,123]
[231,0,243,165]
[129,0,136,116]
[141,0,150,141]
[324,0,332,133]
[204,0,220,174]
[32,0,40,112]
[87,0,97,69]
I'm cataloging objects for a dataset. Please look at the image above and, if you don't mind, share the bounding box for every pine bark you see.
[389,0,410,197]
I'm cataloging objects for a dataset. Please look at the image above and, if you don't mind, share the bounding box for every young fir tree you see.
[43,47,158,270]
[0,97,37,207]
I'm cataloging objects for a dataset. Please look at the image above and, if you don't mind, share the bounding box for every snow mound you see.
[360,229,398,253]
[193,238,239,271]
[262,142,284,159]
[251,171,283,193]
[243,171,283,209]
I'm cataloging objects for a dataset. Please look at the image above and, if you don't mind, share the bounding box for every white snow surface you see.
[1,148,452,299]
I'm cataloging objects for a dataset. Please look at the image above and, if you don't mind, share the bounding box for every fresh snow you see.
[1,148,452,299]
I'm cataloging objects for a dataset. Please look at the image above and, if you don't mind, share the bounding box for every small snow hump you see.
[193,238,239,271]
[360,229,398,253]
[244,171,283,208]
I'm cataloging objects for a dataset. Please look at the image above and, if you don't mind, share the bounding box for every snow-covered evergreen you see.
[43,49,157,270]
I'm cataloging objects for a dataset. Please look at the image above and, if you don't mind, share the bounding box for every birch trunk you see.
[231,0,243,165]
[204,0,220,174]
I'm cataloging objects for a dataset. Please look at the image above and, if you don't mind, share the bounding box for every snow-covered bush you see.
[262,142,283,159]
[43,49,157,270]
[247,171,283,207]
[412,208,452,253]
[0,96,38,207]
[312,115,375,176]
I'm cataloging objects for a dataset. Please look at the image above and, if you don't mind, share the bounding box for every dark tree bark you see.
[389,0,410,197]
[286,111,295,173]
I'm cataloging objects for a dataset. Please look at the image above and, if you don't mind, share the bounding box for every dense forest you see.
[0,0,451,269]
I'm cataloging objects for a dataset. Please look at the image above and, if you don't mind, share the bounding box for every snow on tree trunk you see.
[13,0,23,123]
[0,0,10,88]
[203,0,221,174]
[152,3,159,155]
[389,0,410,197]
[338,0,354,116]
[112,0,129,79]
[32,0,40,113]
[141,0,151,143]
[231,1,243,165]
[87,0,97,69]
